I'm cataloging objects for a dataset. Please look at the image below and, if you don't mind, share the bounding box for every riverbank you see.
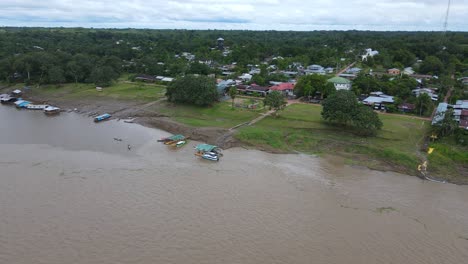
[2,82,466,184]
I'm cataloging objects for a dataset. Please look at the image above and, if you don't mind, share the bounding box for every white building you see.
[327,77,352,91]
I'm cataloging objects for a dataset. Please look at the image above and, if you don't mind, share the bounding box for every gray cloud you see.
[0,0,466,31]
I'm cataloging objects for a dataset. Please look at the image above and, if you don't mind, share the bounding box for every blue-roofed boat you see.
[94,113,111,122]
[14,100,31,108]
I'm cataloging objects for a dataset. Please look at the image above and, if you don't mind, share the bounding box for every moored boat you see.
[14,100,31,108]
[26,104,49,110]
[44,106,61,115]
[201,152,219,161]
[175,140,187,148]
[94,113,112,122]
[1,96,18,104]
[194,144,222,161]
[158,134,186,144]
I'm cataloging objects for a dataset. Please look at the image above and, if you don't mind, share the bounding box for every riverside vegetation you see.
[1,28,467,183]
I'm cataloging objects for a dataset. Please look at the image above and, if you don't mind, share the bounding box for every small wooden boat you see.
[26,104,49,110]
[94,113,112,122]
[202,152,219,161]
[44,106,61,115]
[159,134,186,145]
[175,140,187,148]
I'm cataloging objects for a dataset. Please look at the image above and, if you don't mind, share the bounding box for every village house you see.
[432,103,448,125]
[403,67,415,75]
[398,103,416,113]
[304,64,326,75]
[412,88,439,101]
[217,79,235,96]
[409,74,433,80]
[281,71,299,78]
[362,91,395,106]
[135,74,157,82]
[327,76,351,91]
[387,68,401,75]
[459,110,468,129]
[338,73,358,80]
[345,67,362,75]
[432,100,468,128]
[238,73,252,82]
[458,77,468,86]
[236,84,270,97]
[269,82,295,97]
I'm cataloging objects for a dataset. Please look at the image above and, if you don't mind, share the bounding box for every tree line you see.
[0,28,467,86]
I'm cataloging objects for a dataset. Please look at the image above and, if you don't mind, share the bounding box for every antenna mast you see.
[443,0,451,34]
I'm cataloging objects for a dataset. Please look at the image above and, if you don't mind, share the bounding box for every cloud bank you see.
[0,0,466,31]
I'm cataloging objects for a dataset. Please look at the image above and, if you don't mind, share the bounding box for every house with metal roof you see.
[432,103,448,125]
[362,92,394,105]
[304,64,326,75]
[327,76,351,90]
[345,67,362,74]
[412,88,439,101]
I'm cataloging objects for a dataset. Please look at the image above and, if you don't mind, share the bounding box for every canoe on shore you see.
[94,113,112,122]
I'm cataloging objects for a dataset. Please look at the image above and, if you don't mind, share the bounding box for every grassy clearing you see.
[428,138,468,183]
[27,81,166,102]
[236,103,428,175]
[152,101,265,129]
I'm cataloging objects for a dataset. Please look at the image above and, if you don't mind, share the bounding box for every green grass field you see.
[428,138,468,183]
[153,101,265,129]
[236,103,429,175]
[27,81,166,102]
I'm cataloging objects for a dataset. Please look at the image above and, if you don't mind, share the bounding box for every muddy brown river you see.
[1,106,467,264]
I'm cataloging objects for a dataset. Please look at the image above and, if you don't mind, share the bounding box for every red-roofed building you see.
[270,82,295,97]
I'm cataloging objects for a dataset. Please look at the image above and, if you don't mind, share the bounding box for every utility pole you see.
[441,0,451,48]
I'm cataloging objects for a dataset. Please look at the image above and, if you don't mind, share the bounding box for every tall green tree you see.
[415,93,433,116]
[264,91,287,116]
[321,90,382,136]
[228,86,237,108]
[420,56,444,75]
[432,109,458,137]
[166,75,218,106]
[294,74,333,98]
[48,66,65,84]
[90,66,118,87]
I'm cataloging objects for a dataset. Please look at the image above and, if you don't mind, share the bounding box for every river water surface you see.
[1,106,467,264]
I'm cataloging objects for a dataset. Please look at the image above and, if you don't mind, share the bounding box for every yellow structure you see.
[428,148,434,154]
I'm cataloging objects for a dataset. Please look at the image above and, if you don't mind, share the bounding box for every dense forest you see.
[0,28,467,93]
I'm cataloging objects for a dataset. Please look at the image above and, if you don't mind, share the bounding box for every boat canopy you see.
[168,134,185,141]
[195,144,219,152]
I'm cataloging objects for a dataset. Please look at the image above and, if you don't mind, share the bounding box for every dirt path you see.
[443,87,453,103]
[336,61,356,76]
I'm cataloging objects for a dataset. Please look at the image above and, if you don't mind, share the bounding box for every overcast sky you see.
[1,0,467,31]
